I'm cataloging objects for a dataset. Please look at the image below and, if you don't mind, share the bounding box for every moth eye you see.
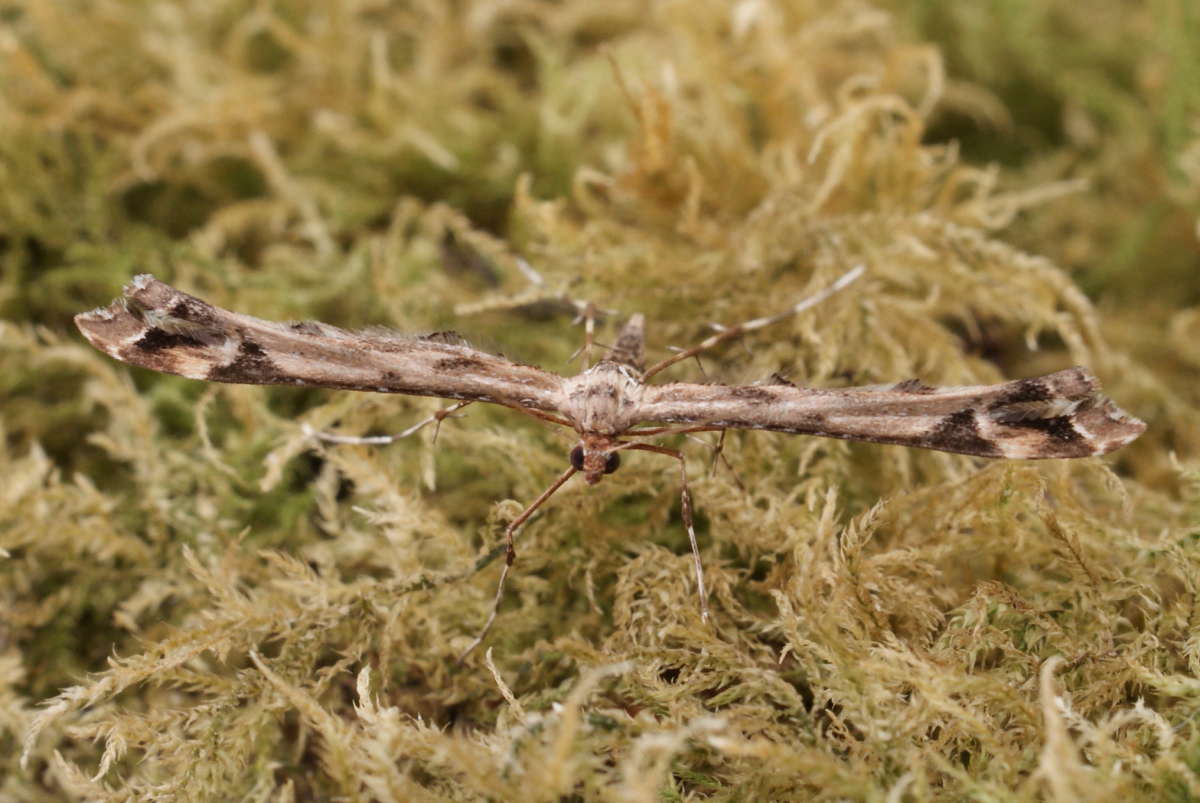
[603,452,621,474]
[569,446,585,471]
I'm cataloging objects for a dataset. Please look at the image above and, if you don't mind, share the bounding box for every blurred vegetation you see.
[1,0,1197,800]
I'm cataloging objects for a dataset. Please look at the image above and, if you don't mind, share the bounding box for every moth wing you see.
[75,275,567,415]
[635,369,1144,458]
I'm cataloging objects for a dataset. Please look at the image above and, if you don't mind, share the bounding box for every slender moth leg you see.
[566,301,601,368]
[691,429,744,489]
[623,442,710,623]
[511,407,575,429]
[630,425,745,489]
[709,429,728,477]
[305,396,572,449]
[303,401,474,445]
[642,265,865,380]
[580,301,597,369]
[459,464,578,661]
[627,424,725,437]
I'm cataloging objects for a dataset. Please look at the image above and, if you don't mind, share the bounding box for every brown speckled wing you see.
[635,368,1145,458]
[75,275,566,414]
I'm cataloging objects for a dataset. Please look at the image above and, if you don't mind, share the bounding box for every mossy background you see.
[2,0,1199,800]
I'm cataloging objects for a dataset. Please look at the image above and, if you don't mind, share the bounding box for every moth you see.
[75,269,1145,654]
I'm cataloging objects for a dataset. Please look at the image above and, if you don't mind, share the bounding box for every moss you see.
[2,0,1198,800]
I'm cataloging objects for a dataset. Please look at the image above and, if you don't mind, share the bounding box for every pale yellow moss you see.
[1,0,1197,800]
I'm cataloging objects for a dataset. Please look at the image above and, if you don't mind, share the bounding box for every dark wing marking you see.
[75,275,566,414]
[635,368,1144,458]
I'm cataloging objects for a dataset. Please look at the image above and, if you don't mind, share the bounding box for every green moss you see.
[2,0,1198,800]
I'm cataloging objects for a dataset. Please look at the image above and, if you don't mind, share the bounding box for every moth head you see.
[570,442,621,485]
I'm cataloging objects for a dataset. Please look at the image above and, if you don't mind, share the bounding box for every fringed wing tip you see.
[1046,366,1145,456]
[1074,396,1146,456]
[74,301,135,355]
[74,275,164,347]
[74,275,235,381]
[985,367,1145,458]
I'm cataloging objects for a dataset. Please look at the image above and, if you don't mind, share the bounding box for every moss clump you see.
[3,1,1197,800]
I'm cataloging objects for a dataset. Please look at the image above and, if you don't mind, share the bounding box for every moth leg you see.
[707,429,728,477]
[626,424,724,437]
[642,264,865,380]
[625,424,742,486]
[302,401,473,446]
[512,407,575,429]
[564,301,599,368]
[687,429,746,490]
[578,301,597,368]
[624,443,710,624]
[455,257,619,340]
[459,464,578,661]
[629,425,744,491]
